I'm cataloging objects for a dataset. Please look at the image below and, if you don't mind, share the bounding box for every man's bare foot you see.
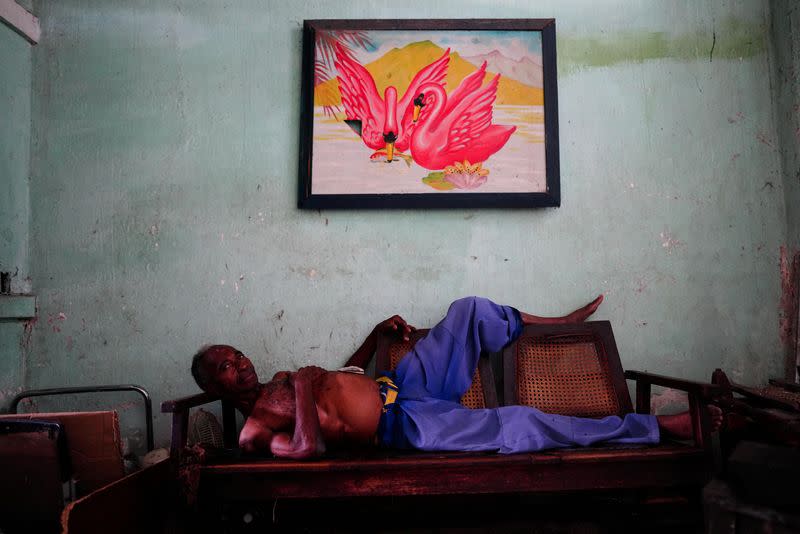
[565,294,604,323]
[656,405,723,439]
[519,295,604,325]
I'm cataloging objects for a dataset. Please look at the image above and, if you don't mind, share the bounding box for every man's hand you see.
[344,314,415,368]
[292,365,327,384]
[374,315,416,341]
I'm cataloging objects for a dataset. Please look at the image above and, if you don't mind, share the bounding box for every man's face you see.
[201,345,259,396]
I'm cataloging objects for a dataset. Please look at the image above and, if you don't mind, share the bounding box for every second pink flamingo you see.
[409,62,516,171]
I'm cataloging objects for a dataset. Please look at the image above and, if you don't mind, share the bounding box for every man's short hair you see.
[191,345,214,391]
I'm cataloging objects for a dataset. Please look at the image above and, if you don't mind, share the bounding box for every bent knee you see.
[448,296,484,313]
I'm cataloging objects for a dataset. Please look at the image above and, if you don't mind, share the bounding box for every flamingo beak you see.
[383,132,398,163]
[412,93,425,123]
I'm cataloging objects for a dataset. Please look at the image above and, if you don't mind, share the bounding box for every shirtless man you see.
[191,296,722,459]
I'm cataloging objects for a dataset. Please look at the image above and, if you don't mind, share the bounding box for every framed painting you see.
[298,19,560,209]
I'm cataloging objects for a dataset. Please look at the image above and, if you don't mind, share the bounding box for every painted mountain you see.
[463,50,543,88]
[315,41,544,108]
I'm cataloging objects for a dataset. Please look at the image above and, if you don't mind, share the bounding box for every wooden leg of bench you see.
[688,394,710,450]
[636,381,651,414]
[171,411,188,459]
[222,400,237,448]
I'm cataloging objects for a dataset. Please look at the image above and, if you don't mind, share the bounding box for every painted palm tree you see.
[314,30,373,118]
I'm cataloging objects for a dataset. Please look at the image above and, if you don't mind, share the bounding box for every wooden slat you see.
[624,370,719,397]
[203,444,702,474]
[221,399,237,448]
[594,322,634,414]
[0,0,40,44]
[769,378,800,393]
[170,411,188,459]
[204,452,554,474]
[199,447,709,500]
[161,391,217,413]
[636,380,652,414]
[728,382,800,412]
[688,394,710,449]
[545,443,703,463]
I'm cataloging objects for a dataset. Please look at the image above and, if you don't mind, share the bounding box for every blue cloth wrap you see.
[377,297,659,453]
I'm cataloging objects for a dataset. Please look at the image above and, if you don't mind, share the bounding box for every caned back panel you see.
[513,331,621,417]
[383,331,486,409]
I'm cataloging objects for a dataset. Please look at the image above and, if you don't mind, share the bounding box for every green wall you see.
[16,0,791,449]
[0,21,32,409]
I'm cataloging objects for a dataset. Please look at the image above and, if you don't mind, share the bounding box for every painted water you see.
[311,105,546,195]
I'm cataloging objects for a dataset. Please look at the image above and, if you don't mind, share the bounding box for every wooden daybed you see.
[162,321,720,504]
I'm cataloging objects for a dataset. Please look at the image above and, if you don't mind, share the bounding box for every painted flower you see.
[443,160,489,190]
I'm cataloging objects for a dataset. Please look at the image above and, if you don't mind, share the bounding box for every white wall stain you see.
[659,230,684,253]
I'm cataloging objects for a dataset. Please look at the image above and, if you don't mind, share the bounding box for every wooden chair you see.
[376,328,498,408]
[504,322,631,417]
[506,322,716,445]
[161,320,720,504]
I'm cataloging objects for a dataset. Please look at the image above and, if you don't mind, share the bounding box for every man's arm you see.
[344,315,416,368]
[268,367,326,459]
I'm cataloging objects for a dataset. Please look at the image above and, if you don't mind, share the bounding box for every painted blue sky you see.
[356,30,542,64]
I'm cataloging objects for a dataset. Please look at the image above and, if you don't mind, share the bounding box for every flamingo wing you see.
[334,43,385,149]
[395,49,450,150]
[444,74,502,153]
[442,61,488,117]
[397,48,450,113]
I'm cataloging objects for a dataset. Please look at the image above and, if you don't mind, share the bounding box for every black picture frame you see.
[298,19,560,209]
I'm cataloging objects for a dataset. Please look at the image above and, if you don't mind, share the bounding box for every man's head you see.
[191,345,259,397]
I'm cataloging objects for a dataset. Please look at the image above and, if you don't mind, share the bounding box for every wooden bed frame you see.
[162,321,720,503]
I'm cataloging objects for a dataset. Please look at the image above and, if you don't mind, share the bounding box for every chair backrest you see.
[503,321,633,417]
[0,420,71,530]
[375,329,497,409]
[0,411,125,495]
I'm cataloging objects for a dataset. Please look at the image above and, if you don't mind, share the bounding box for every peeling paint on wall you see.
[771,0,800,377]
[779,246,799,348]
[659,230,684,253]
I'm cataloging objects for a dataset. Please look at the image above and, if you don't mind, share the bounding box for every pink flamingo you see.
[409,62,516,171]
[334,43,449,162]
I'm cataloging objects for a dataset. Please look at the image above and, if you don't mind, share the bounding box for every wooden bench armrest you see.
[769,378,800,394]
[161,392,219,413]
[625,370,720,451]
[161,392,236,458]
[624,370,720,397]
